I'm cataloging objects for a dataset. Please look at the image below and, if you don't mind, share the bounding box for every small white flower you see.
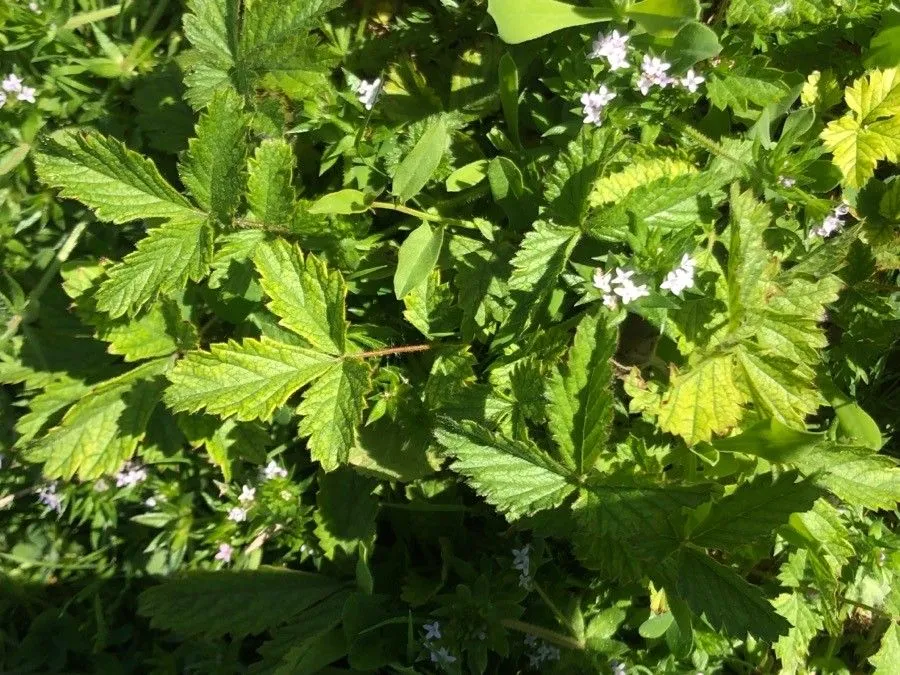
[660,254,696,296]
[834,203,851,216]
[263,460,288,480]
[614,281,650,304]
[778,175,796,188]
[423,621,441,641]
[679,69,705,93]
[612,267,635,286]
[29,1,41,13]
[772,1,791,16]
[602,293,619,309]
[227,506,248,522]
[637,55,673,95]
[144,496,158,508]
[115,461,148,488]
[430,647,456,664]
[17,86,36,103]
[611,661,627,675]
[518,572,532,588]
[37,482,63,514]
[812,205,850,238]
[356,77,382,111]
[2,74,23,93]
[93,479,110,492]
[593,267,614,293]
[238,485,256,503]
[215,543,233,563]
[538,644,561,662]
[512,544,531,574]
[580,86,616,126]
[590,30,630,71]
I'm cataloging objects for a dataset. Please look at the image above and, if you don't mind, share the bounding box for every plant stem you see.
[125,0,171,69]
[500,619,585,651]
[369,201,445,223]
[64,4,122,30]
[350,344,433,359]
[533,581,582,640]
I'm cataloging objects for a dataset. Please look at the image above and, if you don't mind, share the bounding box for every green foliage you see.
[3,1,899,673]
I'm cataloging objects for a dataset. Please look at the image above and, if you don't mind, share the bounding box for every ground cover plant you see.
[1,0,899,672]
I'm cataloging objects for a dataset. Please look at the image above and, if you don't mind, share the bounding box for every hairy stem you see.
[350,344,433,359]
[500,619,585,651]
[370,201,445,223]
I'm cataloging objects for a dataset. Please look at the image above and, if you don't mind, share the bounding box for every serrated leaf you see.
[435,420,575,520]
[179,89,248,220]
[394,223,444,299]
[870,622,900,675]
[139,567,344,638]
[690,471,822,549]
[314,467,378,559]
[34,130,197,224]
[24,359,168,480]
[658,354,746,446]
[734,347,819,427]
[402,269,456,338]
[179,415,269,481]
[727,186,775,322]
[95,216,214,318]
[675,547,790,642]
[96,300,197,362]
[254,240,347,354]
[590,157,697,206]
[248,138,296,225]
[546,311,617,474]
[774,591,824,675]
[707,68,789,113]
[392,118,448,202]
[727,0,832,28]
[182,0,239,108]
[297,359,370,471]
[14,378,91,444]
[165,337,334,421]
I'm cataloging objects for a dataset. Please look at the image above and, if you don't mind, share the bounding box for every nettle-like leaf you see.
[24,359,169,479]
[546,311,617,474]
[247,138,296,226]
[254,239,347,355]
[314,467,378,559]
[178,88,249,220]
[165,337,333,421]
[139,567,345,638]
[821,68,900,188]
[94,216,215,318]
[181,0,239,108]
[34,130,198,223]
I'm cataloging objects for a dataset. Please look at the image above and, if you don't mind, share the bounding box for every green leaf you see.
[545,127,620,227]
[546,311,617,474]
[435,420,576,520]
[14,378,91,445]
[34,130,197,224]
[393,223,444,299]
[96,300,197,362]
[487,0,615,44]
[314,467,378,559]
[94,217,215,318]
[658,354,746,446]
[866,9,900,70]
[178,88,248,220]
[773,591,824,674]
[445,160,489,193]
[670,22,722,70]
[24,359,168,480]
[182,0,239,108]
[402,270,457,338]
[726,187,775,323]
[734,347,819,428]
[308,189,369,215]
[707,68,789,113]
[674,547,790,642]
[870,622,900,675]
[690,471,822,549]
[254,240,348,355]
[247,138,296,226]
[297,359,370,471]
[165,337,334,421]
[139,567,344,638]
[392,118,448,202]
[498,52,520,146]
[179,415,268,482]
[626,0,700,38]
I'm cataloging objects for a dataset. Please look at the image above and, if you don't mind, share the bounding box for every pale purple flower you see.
[238,485,256,503]
[580,85,616,126]
[590,30,630,71]
[679,69,705,93]
[423,621,441,641]
[37,482,63,514]
[263,460,288,480]
[115,461,148,488]
[429,647,456,664]
[2,74,23,93]
[227,506,248,522]
[215,543,233,563]
[17,86,36,103]
[356,78,382,110]
[512,544,531,574]
[637,55,673,95]
[812,205,850,238]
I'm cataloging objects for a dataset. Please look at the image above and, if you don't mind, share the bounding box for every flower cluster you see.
[812,203,850,238]
[660,254,696,296]
[263,460,288,480]
[512,544,532,587]
[593,267,651,309]
[356,77,382,110]
[37,482,63,514]
[115,461,148,488]
[1,73,37,108]
[581,30,706,125]
[421,621,457,667]
[523,634,561,669]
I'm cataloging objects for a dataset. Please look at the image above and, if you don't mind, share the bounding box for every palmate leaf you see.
[165,337,334,421]
[34,130,197,223]
[674,547,790,642]
[139,567,344,638]
[690,471,822,549]
[94,216,215,318]
[546,311,617,474]
[23,359,169,480]
[434,420,576,520]
[254,240,347,355]
[247,138,296,226]
[178,88,249,221]
[296,359,370,471]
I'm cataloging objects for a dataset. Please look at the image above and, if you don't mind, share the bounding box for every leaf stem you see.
[369,201,445,223]
[350,344,433,359]
[500,618,585,651]
[63,4,122,30]
[533,581,583,640]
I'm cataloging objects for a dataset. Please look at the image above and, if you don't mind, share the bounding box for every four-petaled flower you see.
[679,69,705,93]
[227,506,248,522]
[660,254,696,296]
[215,543,233,563]
[423,621,441,641]
[590,30,630,71]
[263,460,288,480]
[356,77,382,111]
[778,175,796,188]
[580,85,616,126]
[611,267,650,304]
[17,86,36,103]
[239,485,256,503]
